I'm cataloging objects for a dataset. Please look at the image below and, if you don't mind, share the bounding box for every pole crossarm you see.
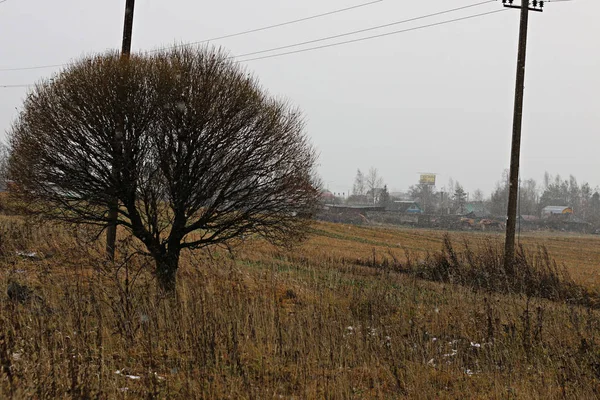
[502,0,544,12]
[504,5,543,11]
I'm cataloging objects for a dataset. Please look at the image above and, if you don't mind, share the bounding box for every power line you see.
[0,0,571,73]
[232,1,495,60]
[149,0,384,53]
[0,0,495,73]
[0,0,383,71]
[236,9,508,63]
[0,63,65,72]
[0,8,509,89]
[0,84,31,88]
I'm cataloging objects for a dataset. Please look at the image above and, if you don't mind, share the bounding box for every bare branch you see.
[7,46,321,292]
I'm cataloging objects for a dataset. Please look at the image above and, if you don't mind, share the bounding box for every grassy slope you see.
[1,216,600,398]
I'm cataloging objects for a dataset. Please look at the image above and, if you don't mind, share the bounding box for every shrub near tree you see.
[8,47,321,292]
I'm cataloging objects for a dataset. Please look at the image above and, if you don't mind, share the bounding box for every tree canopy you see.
[8,47,320,291]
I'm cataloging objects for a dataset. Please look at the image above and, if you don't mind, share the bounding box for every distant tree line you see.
[333,168,600,226]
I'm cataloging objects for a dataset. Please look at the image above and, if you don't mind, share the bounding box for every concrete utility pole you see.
[106,0,136,260]
[503,0,543,273]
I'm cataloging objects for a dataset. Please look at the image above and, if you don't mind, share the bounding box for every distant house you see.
[320,190,336,203]
[463,202,489,218]
[390,201,422,214]
[541,206,573,218]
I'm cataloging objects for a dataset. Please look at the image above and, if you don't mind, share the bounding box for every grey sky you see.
[1,0,598,196]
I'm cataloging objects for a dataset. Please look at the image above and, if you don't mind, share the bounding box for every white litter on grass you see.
[432,337,437,342]
[16,251,38,259]
[115,370,141,380]
[427,358,435,366]
[345,326,355,336]
[443,349,458,358]
[465,369,475,376]
[470,342,481,348]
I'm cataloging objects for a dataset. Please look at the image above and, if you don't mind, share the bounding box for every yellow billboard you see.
[419,174,436,185]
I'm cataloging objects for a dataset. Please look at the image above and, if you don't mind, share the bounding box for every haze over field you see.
[2,3,600,397]
[1,0,598,194]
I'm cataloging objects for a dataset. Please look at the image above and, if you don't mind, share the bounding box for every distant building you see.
[325,204,386,212]
[390,201,422,214]
[320,190,336,202]
[463,202,489,218]
[541,206,573,218]
[390,191,410,201]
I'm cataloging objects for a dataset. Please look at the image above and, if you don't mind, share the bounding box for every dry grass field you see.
[2,215,600,399]
[299,223,600,289]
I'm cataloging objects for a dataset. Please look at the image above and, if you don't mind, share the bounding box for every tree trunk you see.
[154,249,180,294]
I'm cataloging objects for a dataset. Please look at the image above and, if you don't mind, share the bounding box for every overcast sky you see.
[1,0,598,196]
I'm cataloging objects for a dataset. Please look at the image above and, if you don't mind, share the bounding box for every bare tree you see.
[8,47,320,292]
[352,169,365,196]
[472,189,485,203]
[378,184,390,207]
[409,183,437,214]
[519,178,539,216]
[453,183,467,214]
[490,170,510,217]
[365,167,384,204]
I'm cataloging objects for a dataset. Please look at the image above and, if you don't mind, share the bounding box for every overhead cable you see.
[236,9,508,63]
[0,7,508,86]
[232,0,495,60]
[149,0,385,53]
[0,0,384,72]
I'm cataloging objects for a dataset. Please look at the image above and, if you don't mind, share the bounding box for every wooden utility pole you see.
[121,0,136,55]
[106,0,136,260]
[503,0,543,272]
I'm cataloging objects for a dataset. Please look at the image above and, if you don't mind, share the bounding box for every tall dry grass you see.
[1,217,600,398]
[349,234,595,307]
